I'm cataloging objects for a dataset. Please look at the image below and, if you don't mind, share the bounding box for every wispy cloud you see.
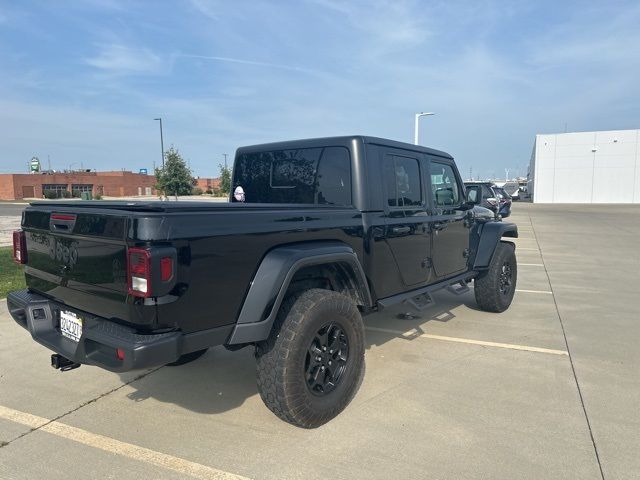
[527,4,640,69]
[1,0,639,180]
[85,44,164,75]
[311,0,430,48]
[186,0,218,20]
[180,53,317,74]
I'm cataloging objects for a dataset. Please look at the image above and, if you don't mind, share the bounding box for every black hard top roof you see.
[235,135,453,160]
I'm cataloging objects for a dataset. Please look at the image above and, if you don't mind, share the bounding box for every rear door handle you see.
[391,226,411,235]
[433,222,447,231]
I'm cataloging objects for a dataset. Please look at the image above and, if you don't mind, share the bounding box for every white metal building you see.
[528,129,640,203]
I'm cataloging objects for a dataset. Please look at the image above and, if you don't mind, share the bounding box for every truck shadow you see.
[119,291,476,415]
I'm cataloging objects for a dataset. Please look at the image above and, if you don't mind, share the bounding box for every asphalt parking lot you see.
[1,203,638,479]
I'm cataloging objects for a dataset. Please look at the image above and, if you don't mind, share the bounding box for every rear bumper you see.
[7,289,232,372]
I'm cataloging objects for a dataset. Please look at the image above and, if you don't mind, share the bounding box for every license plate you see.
[60,310,83,343]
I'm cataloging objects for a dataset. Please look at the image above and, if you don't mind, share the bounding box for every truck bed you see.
[21,201,366,334]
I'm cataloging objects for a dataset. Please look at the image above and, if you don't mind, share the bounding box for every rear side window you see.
[384,156,422,208]
[430,162,461,206]
[316,147,352,205]
[232,147,352,205]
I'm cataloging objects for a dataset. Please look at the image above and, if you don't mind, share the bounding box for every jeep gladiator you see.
[8,135,518,428]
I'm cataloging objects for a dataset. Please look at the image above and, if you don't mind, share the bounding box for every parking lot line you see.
[515,247,540,251]
[515,289,553,294]
[519,263,544,266]
[364,327,568,355]
[0,405,251,480]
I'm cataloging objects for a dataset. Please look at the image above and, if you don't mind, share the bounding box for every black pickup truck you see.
[8,135,518,428]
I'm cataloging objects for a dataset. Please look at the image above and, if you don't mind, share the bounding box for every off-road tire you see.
[475,241,517,313]
[166,348,208,366]
[255,288,365,429]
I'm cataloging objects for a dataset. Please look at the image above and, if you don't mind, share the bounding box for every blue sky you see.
[0,0,638,179]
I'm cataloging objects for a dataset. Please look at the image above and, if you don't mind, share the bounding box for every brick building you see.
[195,177,221,192]
[0,171,157,200]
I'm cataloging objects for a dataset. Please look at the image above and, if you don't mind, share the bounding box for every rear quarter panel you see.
[142,207,365,333]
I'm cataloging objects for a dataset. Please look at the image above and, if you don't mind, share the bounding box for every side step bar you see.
[446,281,471,296]
[377,271,476,311]
[405,292,434,312]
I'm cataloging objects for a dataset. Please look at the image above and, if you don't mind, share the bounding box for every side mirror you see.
[465,186,481,204]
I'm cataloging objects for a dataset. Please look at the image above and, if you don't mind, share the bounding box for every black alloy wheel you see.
[475,242,517,313]
[499,262,513,296]
[255,288,366,428]
[305,323,349,396]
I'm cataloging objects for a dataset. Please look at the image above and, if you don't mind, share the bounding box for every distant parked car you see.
[464,181,512,218]
[493,186,512,218]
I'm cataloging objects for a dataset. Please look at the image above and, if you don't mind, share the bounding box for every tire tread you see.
[255,289,365,428]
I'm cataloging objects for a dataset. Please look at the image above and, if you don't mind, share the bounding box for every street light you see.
[414,112,435,145]
[154,118,165,168]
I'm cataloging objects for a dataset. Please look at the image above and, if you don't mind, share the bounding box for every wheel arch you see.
[227,241,372,345]
[473,221,519,269]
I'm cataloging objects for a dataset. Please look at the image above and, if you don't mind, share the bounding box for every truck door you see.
[382,154,432,287]
[427,159,470,279]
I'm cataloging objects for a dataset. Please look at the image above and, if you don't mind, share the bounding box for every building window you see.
[42,184,70,199]
[71,184,93,198]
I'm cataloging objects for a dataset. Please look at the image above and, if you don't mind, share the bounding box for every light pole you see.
[154,118,165,168]
[223,153,228,170]
[414,112,435,145]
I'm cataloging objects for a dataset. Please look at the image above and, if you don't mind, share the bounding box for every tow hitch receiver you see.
[51,354,81,372]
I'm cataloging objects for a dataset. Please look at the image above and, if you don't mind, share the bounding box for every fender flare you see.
[473,222,518,269]
[227,241,372,344]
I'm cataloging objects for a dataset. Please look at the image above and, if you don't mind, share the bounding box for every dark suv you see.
[464,182,512,218]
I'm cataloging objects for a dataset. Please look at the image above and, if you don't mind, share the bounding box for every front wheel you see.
[255,289,365,429]
[474,241,517,313]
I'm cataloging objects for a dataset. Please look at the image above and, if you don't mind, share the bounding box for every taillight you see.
[128,248,152,297]
[160,257,173,282]
[127,247,176,298]
[13,230,27,264]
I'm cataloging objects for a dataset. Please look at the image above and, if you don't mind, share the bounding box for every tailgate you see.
[20,207,155,327]
[23,209,127,293]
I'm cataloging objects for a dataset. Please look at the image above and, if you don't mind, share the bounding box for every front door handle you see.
[391,226,411,235]
[433,222,447,231]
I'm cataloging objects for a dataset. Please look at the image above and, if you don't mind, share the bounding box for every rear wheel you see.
[475,242,517,313]
[166,348,208,366]
[256,289,365,428]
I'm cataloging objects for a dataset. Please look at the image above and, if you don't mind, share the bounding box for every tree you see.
[155,147,195,200]
[219,163,231,195]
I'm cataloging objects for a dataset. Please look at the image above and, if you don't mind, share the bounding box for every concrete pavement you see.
[0,203,637,479]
